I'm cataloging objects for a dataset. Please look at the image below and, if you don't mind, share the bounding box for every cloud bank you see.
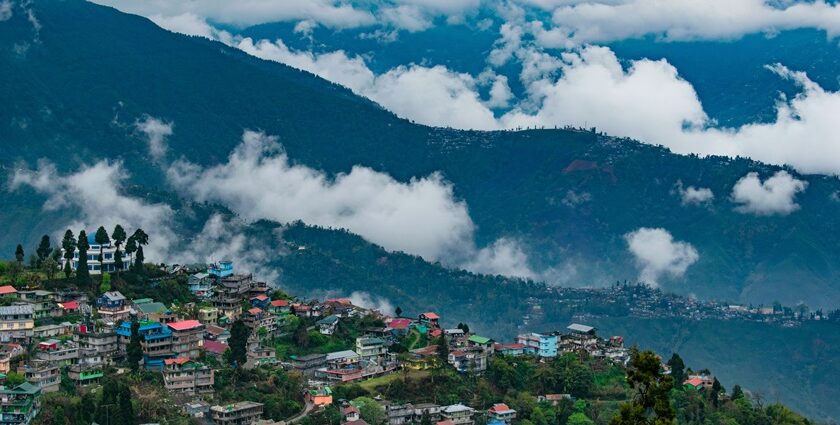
[135,115,173,161]
[674,181,714,206]
[731,171,808,216]
[624,227,699,286]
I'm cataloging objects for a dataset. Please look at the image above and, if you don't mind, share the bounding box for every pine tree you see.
[61,229,76,279]
[667,352,686,386]
[134,245,144,272]
[229,319,250,367]
[127,319,143,373]
[111,225,127,276]
[610,349,675,425]
[14,245,24,265]
[76,231,91,285]
[124,236,137,270]
[395,306,403,317]
[94,226,110,271]
[118,385,134,425]
[36,235,51,267]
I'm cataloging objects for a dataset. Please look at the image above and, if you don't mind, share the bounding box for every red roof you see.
[248,307,263,315]
[429,329,443,337]
[684,378,704,387]
[271,299,289,307]
[437,420,455,425]
[203,340,228,354]
[60,300,80,310]
[0,286,17,295]
[388,318,412,330]
[496,343,527,350]
[164,357,191,366]
[326,298,353,305]
[342,406,360,415]
[420,312,440,320]
[489,404,513,413]
[167,320,202,331]
[251,295,269,301]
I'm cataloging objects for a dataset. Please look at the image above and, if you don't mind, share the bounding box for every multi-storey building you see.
[167,320,204,359]
[187,273,213,299]
[19,361,59,393]
[212,274,254,319]
[210,401,264,425]
[35,340,78,366]
[355,337,387,361]
[116,320,173,369]
[162,358,214,395]
[0,306,34,343]
[0,382,41,425]
[61,233,129,275]
[16,291,56,319]
[199,307,220,326]
[96,291,130,324]
[515,333,558,358]
[487,404,517,424]
[74,325,120,364]
[67,363,104,387]
[440,404,474,425]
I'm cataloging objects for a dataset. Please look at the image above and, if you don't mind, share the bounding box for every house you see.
[183,401,211,418]
[116,320,173,369]
[61,233,129,275]
[57,300,80,316]
[203,340,228,358]
[536,394,572,406]
[440,404,474,425]
[212,274,255,319]
[163,357,214,395]
[0,382,41,425]
[246,347,277,369]
[168,320,205,359]
[494,343,526,357]
[447,348,488,373]
[74,325,119,364]
[516,333,558,358]
[0,286,18,299]
[684,375,715,390]
[96,291,131,324]
[386,318,412,336]
[343,405,361,423]
[306,387,333,406]
[19,361,60,393]
[67,363,104,386]
[196,307,218,326]
[355,337,387,361]
[134,300,170,321]
[205,325,231,342]
[188,273,213,298]
[17,291,57,319]
[0,305,34,343]
[419,312,440,328]
[290,353,327,376]
[267,299,290,315]
[208,260,234,278]
[488,404,516,424]
[317,315,340,335]
[35,339,78,366]
[210,401,264,425]
[250,295,270,309]
[467,335,494,355]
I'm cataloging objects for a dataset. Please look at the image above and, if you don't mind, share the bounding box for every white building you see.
[61,233,129,275]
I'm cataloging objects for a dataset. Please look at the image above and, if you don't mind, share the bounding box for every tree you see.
[436,336,449,363]
[94,226,110,268]
[667,353,686,386]
[125,236,137,269]
[118,384,134,425]
[567,413,594,425]
[354,397,386,425]
[731,384,745,400]
[112,224,127,276]
[14,245,24,265]
[710,377,724,407]
[395,306,403,317]
[229,319,250,367]
[36,235,51,267]
[457,322,470,333]
[42,257,59,281]
[127,319,144,373]
[420,412,432,425]
[76,230,91,285]
[5,372,24,386]
[134,245,145,271]
[100,272,112,293]
[61,229,76,279]
[610,349,675,425]
[6,261,23,286]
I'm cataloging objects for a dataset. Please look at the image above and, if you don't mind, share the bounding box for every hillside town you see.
[0,228,809,425]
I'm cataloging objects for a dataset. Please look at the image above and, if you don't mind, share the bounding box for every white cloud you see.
[9,160,176,260]
[731,171,807,216]
[528,0,840,47]
[675,181,714,206]
[348,291,396,315]
[135,115,173,161]
[174,214,281,283]
[624,227,699,286]
[463,238,537,279]
[167,130,475,262]
[166,130,539,279]
[237,37,501,129]
[0,0,12,22]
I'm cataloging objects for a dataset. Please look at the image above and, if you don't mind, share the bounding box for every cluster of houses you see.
[0,256,641,425]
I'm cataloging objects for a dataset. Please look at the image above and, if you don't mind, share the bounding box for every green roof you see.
[132,298,154,305]
[468,335,492,344]
[137,302,167,314]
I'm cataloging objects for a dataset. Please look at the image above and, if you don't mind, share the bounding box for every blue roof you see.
[116,321,172,338]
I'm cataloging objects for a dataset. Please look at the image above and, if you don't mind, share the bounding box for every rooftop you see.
[468,335,492,345]
[168,320,202,331]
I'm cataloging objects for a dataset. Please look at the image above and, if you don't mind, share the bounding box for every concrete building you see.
[210,401,264,425]
[516,333,558,358]
[0,382,41,425]
[19,361,60,393]
[440,404,474,425]
[355,337,387,361]
[167,320,204,359]
[212,274,254,319]
[96,291,131,324]
[61,233,129,275]
[163,358,214,395]
[0,306,34,343]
